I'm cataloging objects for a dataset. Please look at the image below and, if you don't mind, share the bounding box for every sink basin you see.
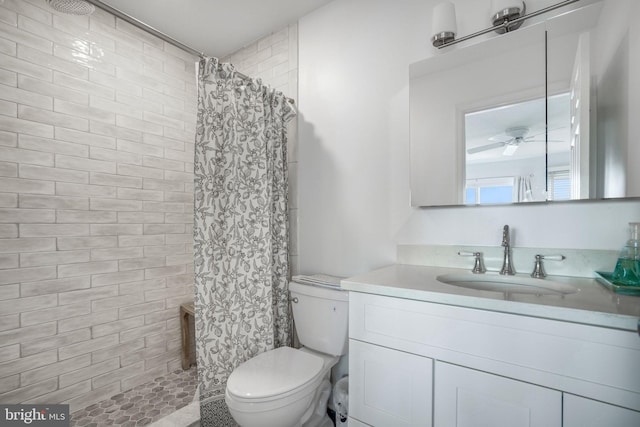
[436,273,578,295]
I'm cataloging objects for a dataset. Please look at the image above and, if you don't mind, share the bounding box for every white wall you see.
[298,0,640,277]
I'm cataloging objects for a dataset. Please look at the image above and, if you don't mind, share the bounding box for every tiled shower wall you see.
[0,0,197,412]
[222,24,300,275]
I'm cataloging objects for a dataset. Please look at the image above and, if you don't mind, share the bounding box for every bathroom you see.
[0,0,639,426]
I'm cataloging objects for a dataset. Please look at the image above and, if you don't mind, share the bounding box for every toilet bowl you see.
[224,280,349,427]
[225,347,336,427]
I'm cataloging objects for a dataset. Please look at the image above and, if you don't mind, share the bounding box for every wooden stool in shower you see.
[180,302,195,370]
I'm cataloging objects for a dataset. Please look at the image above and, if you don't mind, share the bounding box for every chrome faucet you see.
[500,225,515,275]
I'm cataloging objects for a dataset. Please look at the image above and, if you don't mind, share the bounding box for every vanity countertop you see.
[341,264,640,331]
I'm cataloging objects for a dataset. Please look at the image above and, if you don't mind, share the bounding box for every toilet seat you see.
[227,347,325,404]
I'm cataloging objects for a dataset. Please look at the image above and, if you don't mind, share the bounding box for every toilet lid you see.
[227,347,324,399]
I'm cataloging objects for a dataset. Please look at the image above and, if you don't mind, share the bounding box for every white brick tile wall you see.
[58,334,119,361]
[0,237,56,252]
[91,148,143,166]
[20,328,91,355]
[21,223,90,237]
[0,284,19,299]
[19,194,89,210]
[58,286,118,306]
[91,293,143,313]
[0,55,52,83]
[135,302,165,316]
[56,210,116,223]
[26,380,91,405]
[0,162,18,176]
[0,349,58,378]
[58,358,119,389]
[0,322,56,348]
[58,260,118,278]
[0,315,19,332]
[1,0,298,412]
[20,277,91,297]
[19,104,89,131]
[20,355,91,387]
[91,247,143,261]
[90,224,142,235]
[20,249,90,267]
[0,266,57,285]
[91,270,144,287]
[58,310,118,333]
[18,135,90,157]
[20,163,89,183]
[56,182,116,198]
[0,378,59,403]
[91,316,145,338]
[1,176,55,194]
[0,254,18,269]
[0,344,19,363]
[0,0,196,412]
[90,171,142,188]
[91,338,143,364]
[142,223,184,235]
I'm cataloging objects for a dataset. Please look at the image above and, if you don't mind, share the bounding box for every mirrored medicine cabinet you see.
[409,0,639,207]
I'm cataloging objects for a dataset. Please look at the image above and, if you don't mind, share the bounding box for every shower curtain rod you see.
[84,0,259,84]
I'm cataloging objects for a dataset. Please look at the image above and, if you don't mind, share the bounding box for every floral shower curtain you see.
[193,57,295,422]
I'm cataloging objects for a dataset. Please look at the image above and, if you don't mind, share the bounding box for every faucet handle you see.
[458,251,486,274]
[530,254,565,279]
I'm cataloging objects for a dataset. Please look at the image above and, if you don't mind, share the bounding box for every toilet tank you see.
[289,281,349,356]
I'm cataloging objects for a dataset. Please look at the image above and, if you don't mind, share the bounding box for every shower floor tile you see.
[70,367,198,427]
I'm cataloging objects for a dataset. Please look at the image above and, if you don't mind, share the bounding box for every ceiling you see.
[96,0,335,57]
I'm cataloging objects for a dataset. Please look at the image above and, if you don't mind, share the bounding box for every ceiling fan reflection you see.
[467,126,560,156]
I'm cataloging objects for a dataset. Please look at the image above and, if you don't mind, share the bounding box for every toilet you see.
[225,280,349,427]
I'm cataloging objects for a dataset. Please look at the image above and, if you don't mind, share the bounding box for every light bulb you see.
[431,2,457,47]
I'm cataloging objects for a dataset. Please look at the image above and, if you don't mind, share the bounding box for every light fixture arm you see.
[436,0,581,49]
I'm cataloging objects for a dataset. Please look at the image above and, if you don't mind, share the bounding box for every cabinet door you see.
[349,339,433,427]
[434,362,561,427]
[563,394,640,427]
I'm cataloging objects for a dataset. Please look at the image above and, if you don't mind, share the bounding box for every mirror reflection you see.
[409,0,639,207]
[464,93,571,204]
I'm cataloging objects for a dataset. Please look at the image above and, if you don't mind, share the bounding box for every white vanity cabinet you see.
[349,340,433,426]
[348,291,640,427]
[563,394,640,427]
[435,362,561,427]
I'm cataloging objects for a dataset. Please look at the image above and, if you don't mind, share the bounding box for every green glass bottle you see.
[611,222,640,287]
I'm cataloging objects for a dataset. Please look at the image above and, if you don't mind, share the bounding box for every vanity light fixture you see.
[491,0,526,34]
[431,2,458,47]
[434,0,581,49]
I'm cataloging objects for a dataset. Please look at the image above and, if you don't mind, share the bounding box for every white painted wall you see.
[298,0,640,277]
